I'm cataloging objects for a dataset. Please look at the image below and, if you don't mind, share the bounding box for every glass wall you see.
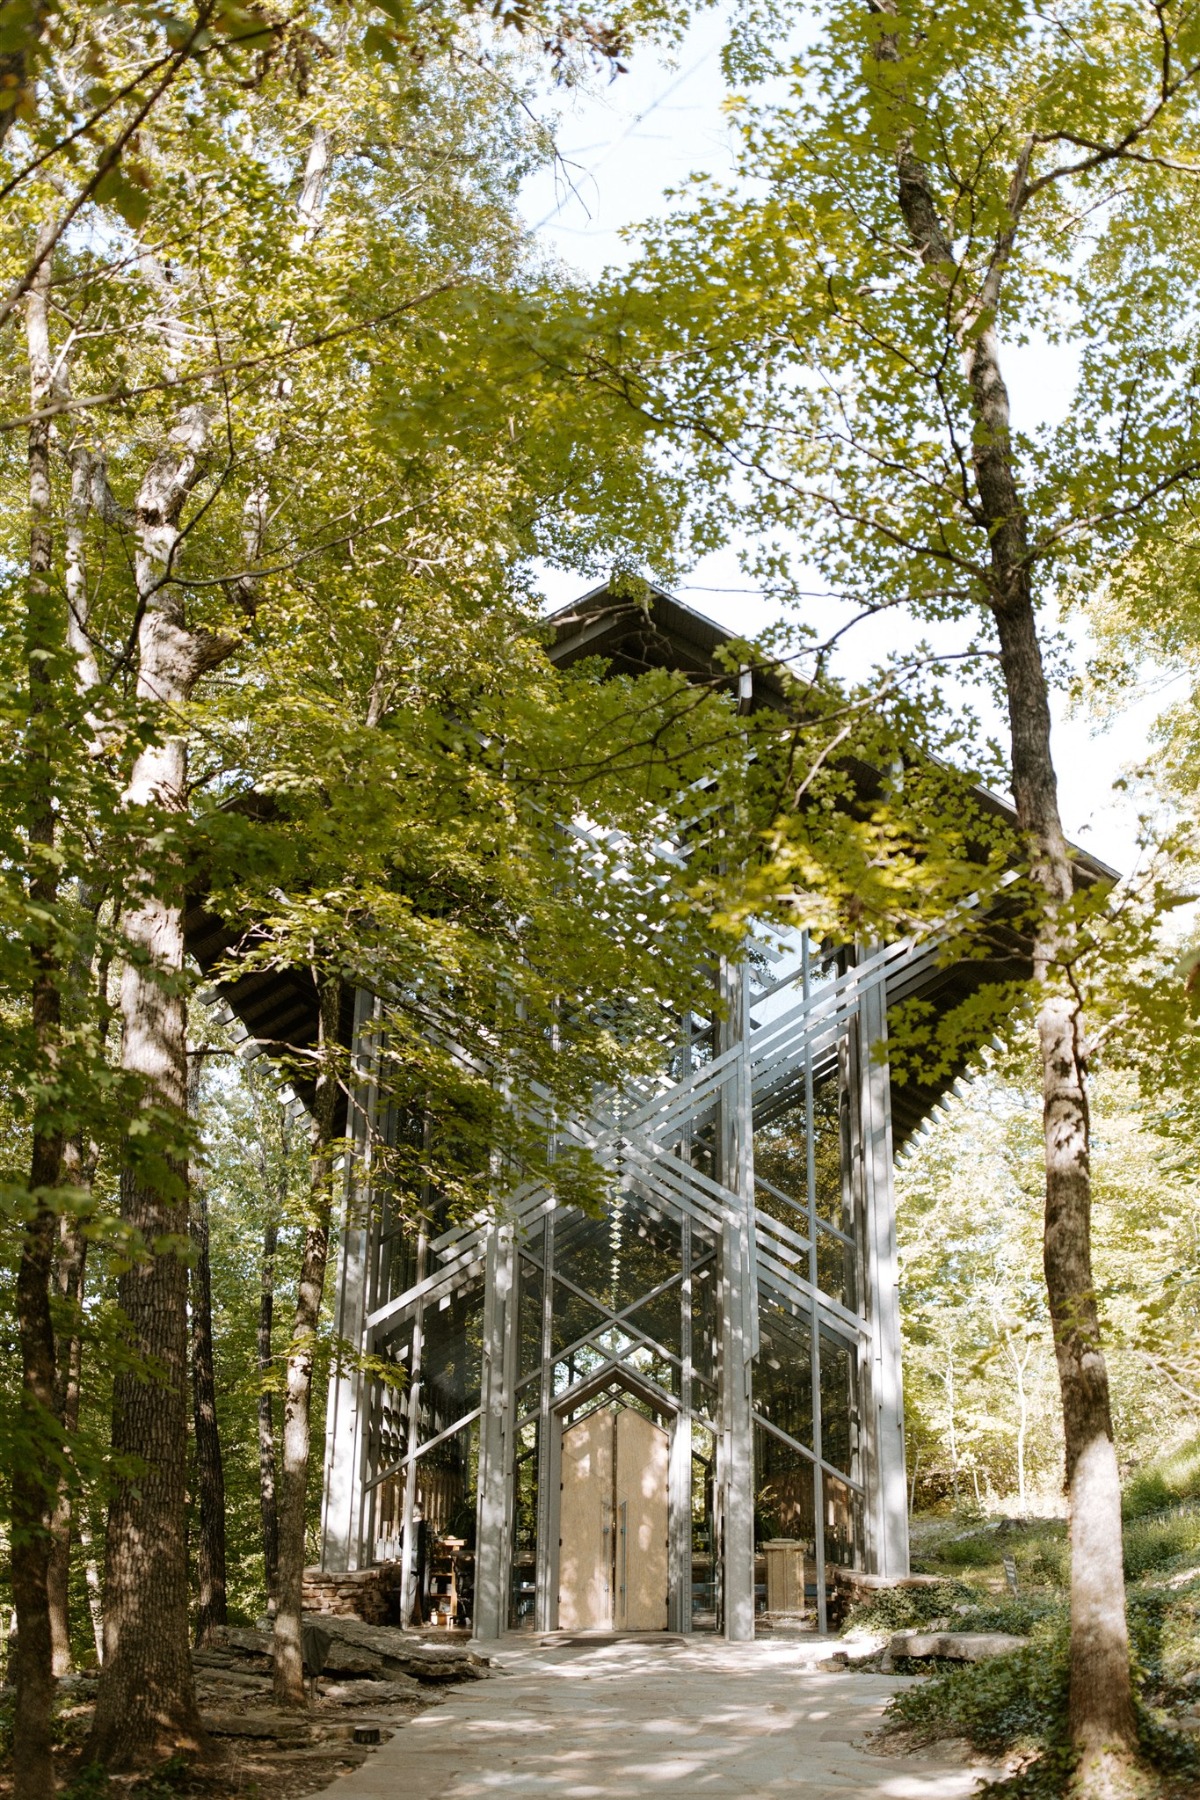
[343,929,877,1635]
[506,1191,720,1631]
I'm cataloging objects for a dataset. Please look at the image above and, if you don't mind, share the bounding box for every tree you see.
[189,1048,227,1646]
[602,0,1200,1783]
[0,7,749,1770]
[272,973,340,1707]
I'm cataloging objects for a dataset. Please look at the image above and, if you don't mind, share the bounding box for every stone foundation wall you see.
[302,1563,402,1626]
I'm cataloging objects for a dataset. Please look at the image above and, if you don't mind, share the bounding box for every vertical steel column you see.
[320,988,381,1571]
[802,938,829,1632]
[718,959,757,1642]
[855,950,909,1578]
[398,1302,425,1626]
[534,1212,557,1632]
[474,1219,517,1640]
[669,1215,693,1632]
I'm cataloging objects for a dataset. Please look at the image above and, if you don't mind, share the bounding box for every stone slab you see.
[888,1630,1027,1662]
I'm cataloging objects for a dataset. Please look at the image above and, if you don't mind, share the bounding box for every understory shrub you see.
[1124,1433,1200,1522]
[884,1583,1200,1797]
[925,1532,1004,1569]
[1128,1577,1200,1696]
[842,1578,978,1632]
[887,1622,1070,1757]
[1123,1510,1200,1580]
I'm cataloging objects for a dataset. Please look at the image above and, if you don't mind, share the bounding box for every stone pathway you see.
[308,1635,1004,1798]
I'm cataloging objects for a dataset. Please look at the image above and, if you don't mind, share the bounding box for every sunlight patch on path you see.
[308,1636,1003,1800]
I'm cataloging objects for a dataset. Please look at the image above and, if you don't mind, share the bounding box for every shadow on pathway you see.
[307,1635,1004,1799]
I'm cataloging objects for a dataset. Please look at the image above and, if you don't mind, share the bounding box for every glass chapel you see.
[184,586,1109,1643]
[308,585,1097,1642]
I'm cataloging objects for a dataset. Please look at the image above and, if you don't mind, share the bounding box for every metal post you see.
[669,1215,693,1632]
[718,958,756,1642]
[534,1212,557,1632]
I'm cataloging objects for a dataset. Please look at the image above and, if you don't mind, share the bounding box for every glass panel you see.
[691,1422,717,1630]
[754,1181,810,1240]
[410,1419,477,1629]
[753,1425,817,1621]
[811,1079,843,1227]
[417,1277,484,1443]
[376,1206,420,1308]
[691,1259,718,1386]
[623,1278,683,1361]
[816,1224,851,1309]
[366,1327,412,1485]
[619,1341,679,1397]
[509,1419,539,1631]
[819,1326,857,1480]
[753,1287,813,1449]
[754,1096,808,1207]
[551,1210,614,1309]
[552,1342,610,1395]
[518,1257,543,1377]
[555,1195,681,1315]
[374,1474,404,1562]
[823,1472,862,1572]
[551,1281,609,1358]
[692,1373,718,1422]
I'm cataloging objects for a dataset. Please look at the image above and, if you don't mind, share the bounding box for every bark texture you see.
[869,12,1136,1762]
[13,234,64,1800]
[86,405,231,1770]
[88,854,206,1765]
[48,888,106,1677]
[0,2,51,151]
[190,1152,227,1644]
[48,1204,88,1678]
[273,974,343,1708]
[258,1212,280,1612]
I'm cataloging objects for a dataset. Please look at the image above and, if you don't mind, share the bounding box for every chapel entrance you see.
[557,1402,669,1632]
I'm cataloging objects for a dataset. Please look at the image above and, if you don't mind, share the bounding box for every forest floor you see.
[855,1505,1200,1796]
[0,1620,484,1800]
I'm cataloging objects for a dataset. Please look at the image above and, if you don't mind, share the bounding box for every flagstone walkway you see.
[310,1634,1004,1799]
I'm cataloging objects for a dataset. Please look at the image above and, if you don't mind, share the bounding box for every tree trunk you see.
[48,1203,88,1678]
[943,1350,960,1507]
[79,1517,104,1666]
[259,1212,280,1613]
[273,974,343,1708]
[13,228,65,1800]
[88,843,207,1765]
[48,886,106,1677]
[189,1056,227,1645]
[86,404,226,1770]
[1011,1343,1030,1514]
[0,3,51,151]
[874,63,1137,1767]
[986,484,1136,1774]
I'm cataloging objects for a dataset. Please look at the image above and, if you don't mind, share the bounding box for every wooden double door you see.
[557,1403,669,1632]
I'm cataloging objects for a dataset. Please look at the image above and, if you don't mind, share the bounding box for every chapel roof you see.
[184,582,1116,1150]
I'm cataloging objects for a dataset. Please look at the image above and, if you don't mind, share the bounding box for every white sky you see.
[520,12,1169,882]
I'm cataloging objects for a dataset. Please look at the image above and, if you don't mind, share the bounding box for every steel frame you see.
[319,931,916,1638]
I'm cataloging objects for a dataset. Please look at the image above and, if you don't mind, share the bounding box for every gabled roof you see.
[544,581,787,707]
[185,582,1117,1149]
[543,582,1117,1149]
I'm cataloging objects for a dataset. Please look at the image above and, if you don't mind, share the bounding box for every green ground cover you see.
[850,1436,1200,1797]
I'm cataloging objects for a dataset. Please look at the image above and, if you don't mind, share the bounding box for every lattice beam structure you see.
[319,929,923,1640]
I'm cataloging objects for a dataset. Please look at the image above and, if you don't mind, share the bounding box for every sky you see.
[519,13,1171,884]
